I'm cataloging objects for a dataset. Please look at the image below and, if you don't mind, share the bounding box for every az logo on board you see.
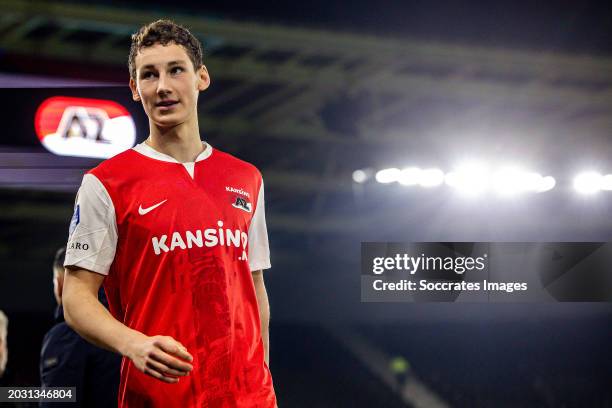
[35,96,136,159]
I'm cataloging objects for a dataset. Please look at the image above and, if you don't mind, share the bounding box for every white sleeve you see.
[64,173,118,275]
[248,180,271,271]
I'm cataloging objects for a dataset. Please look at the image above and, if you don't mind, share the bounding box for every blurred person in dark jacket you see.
[40,247,120,407]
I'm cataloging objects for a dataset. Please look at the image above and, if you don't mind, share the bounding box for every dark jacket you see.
[40,293,120,408]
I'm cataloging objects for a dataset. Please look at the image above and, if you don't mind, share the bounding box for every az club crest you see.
[232,196,252,213]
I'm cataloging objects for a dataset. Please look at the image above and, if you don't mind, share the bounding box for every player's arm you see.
[63,267,194,383]
[64,174,193,383]
[252,269,270,365]
[248,178,272,365]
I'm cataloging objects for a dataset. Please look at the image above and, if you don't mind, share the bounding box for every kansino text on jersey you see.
[373,280,528,293]
[151,221,247,256]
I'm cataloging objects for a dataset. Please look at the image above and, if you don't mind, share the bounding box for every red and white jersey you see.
[64,141,276,408]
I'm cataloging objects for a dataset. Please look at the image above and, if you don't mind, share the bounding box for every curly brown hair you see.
[128,19,204,80]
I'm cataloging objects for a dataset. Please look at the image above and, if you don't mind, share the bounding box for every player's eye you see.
[141,71,156,79]
[171,66,184,75]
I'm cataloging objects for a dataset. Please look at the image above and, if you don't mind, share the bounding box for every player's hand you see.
[126,334,194,383]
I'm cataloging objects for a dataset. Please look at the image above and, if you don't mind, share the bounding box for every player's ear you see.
[129,77,141,101]
[197,65,210,92]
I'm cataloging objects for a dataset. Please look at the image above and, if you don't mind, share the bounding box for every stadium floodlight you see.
[352,169,368,184]
[600,174,612,191]
[373,162,556,194]
[490,166,554,195]
[536,176,556,192]
[522,172,542,192]
[573,172,602,194]
[491,167,525,195]
[418,168,444,187]
[375,168,401,184]
[398,167,421,186]
[445,163,488,194]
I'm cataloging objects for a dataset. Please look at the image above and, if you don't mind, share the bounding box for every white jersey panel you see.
[248,180,271,271]
[64,173,118,275]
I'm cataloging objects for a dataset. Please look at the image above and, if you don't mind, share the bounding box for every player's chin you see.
[152,115,184,128]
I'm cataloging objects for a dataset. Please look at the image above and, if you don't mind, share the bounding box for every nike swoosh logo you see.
[138,199,167,215]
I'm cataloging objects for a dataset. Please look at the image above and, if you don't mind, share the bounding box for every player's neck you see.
[147,118,204,163]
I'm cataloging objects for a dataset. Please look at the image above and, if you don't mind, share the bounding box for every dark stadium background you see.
[0,0,611,406]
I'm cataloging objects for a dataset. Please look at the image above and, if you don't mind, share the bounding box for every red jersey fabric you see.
[88,146,276,407]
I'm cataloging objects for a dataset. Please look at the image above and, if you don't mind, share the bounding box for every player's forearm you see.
[261,315,270,365]
[64,285,194,384]
[252,271,270,364]
[63,285,144,357]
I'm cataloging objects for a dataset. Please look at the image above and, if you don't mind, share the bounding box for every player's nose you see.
[156,72,172,96]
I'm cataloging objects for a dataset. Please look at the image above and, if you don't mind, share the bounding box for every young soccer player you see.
[62,20,276,407]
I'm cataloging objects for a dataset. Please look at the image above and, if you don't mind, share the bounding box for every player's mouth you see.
[156,100,179,110]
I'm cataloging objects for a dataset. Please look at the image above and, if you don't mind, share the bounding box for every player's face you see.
[129,43,210,129]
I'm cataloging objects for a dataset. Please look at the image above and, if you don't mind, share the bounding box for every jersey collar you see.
[132,141,213,163]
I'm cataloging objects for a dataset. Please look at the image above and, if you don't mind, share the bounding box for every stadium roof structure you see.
[1,0,612,237]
